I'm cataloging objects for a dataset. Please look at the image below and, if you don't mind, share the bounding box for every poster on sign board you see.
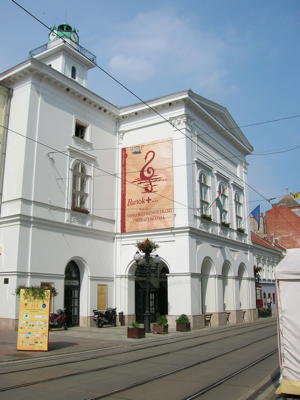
[121,138,174,232]
[17,289,50,351]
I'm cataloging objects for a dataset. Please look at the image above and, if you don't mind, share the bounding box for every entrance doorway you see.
[135,265,168,323]
[64,260,80,326]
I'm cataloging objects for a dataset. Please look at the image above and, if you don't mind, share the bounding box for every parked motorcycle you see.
[93,308,117,328]
[49,308,68,330]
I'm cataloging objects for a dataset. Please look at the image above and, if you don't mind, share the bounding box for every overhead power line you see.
[7,0,299,212]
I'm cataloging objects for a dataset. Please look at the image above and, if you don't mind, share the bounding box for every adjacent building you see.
[0,25,257,330]
[251,232,285,312]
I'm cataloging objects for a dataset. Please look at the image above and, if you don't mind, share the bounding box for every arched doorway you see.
[135,263,169,324]
[64,260,80,326]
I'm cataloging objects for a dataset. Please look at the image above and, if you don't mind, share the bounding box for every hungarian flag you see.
[216,197,224,212]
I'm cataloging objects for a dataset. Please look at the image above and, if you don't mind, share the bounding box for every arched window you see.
[218,182,228,223]
[199,172,210,215]
[72,162,88,212]
[235,191,243,229]
[71,66,77,80]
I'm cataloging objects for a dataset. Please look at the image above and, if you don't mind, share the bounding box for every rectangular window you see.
[235,192,243,229]
[72,162,89,213]
[218,183,228,223]
[199,172,210,216]
[75,121,86,140]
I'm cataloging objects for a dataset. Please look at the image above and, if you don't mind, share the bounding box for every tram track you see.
[0,326,277,395]
[83,336,278,399]
[183,350,278,400]
[0,320,276,374]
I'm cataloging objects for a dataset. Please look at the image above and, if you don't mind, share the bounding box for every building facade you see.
[0,25,257,330]
[251,232,285,312]
[265,195,300,249]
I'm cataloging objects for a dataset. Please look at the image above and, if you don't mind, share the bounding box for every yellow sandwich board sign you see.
[17,288,50,351]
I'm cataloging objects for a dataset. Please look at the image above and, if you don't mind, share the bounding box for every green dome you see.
[48,24,79,44]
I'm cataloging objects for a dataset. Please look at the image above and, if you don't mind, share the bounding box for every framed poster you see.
[121,138,174,232]
[17,289,50,351]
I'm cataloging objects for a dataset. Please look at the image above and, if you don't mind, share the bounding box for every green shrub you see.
[176,314,190,324]
[258,308,271,317]
[156,315,168,326]
[15,285,58,300]
[131,321,140,328]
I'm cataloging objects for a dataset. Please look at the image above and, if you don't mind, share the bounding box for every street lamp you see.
[134,241,161,333]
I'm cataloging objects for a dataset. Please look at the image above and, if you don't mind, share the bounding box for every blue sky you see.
[1,0,300,211]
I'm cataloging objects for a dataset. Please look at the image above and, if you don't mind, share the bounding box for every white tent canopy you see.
[276,248,300,396]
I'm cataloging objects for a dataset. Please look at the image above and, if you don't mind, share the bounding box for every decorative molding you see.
[169,114,194,132]
[67,145,96,162]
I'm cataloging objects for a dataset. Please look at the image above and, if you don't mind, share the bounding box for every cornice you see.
[0,58,119,118]
[67,145,96,161]
[185,96,253,154]
[116,225,252,252]
[0,213,115,239]
[251,241,284,256]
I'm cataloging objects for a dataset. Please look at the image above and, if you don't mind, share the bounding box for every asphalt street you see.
[0,318,281,399]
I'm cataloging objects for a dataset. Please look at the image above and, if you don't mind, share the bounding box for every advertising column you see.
[17,289,50,351]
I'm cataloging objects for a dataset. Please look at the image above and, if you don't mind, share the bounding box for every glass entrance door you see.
[64,261,80,326]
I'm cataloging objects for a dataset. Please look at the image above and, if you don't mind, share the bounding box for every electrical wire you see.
[6,0,300,232]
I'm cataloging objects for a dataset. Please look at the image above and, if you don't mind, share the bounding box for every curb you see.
[237,368,280,400]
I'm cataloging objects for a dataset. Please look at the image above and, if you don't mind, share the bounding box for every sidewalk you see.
[0,325,191,363]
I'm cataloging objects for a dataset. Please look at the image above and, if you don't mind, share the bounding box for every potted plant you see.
[153,315,168,334]
[258,307,271,318]
[201,214,212,221]
[176,314,191,332]
[127,322,145,338]
[221,222,230,228]
[136,238,159,254]
[237,227,245,234]
[15,285,58,300]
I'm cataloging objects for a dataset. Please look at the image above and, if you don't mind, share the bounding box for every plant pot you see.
[221,222,230,228]
[153,324,168,334]
[176,322,191,332]
[201,214,212,221]
[127,327,145,338]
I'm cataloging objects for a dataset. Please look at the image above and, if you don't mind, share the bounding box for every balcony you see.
[29,42,96,64]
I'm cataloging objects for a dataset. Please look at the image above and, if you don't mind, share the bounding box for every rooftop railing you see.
[29,42,96,64]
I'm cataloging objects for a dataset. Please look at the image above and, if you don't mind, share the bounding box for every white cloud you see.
[102,8,237,93]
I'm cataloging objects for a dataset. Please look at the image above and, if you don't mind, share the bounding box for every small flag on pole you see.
[215,197,224,213]
[250,205,260,230]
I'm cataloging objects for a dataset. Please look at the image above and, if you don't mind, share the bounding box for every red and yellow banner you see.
[17,289,50,351]
[121,138,174,232]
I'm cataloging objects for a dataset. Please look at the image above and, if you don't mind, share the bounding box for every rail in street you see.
[0,319,278,399]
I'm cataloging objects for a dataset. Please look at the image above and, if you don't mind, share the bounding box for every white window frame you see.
[235,191,243,229]
[72,161,89,213]
[199,171,211,216]
[218,182,228,223]
[74,120,87,140]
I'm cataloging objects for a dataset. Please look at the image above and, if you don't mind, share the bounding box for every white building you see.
[251,232,285,313]
[0,25,257,330]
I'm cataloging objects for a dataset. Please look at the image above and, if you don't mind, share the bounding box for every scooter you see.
[49,308,68,330]
[93,308,117,328]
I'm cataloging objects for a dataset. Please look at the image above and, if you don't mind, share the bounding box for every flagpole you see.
[207,186,227,210]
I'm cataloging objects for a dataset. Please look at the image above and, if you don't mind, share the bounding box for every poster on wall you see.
[17,289,50,351]
[121,138,174,232]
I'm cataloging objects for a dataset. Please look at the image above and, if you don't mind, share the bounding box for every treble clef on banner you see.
[140,150,155,192]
